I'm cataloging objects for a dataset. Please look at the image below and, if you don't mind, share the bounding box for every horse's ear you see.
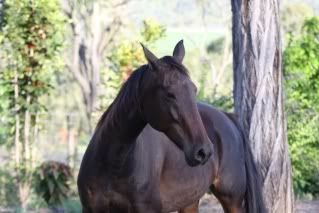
[173,40,185,63]
[141,43,158,71]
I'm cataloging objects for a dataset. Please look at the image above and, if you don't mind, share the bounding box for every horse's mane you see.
[95,56,189,132]
[95,65,147,131]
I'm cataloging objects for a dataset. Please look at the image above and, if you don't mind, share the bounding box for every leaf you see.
[46,178,55,195]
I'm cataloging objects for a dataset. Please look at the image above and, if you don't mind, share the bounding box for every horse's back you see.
[197,102,240,143]
[197,102,247,200]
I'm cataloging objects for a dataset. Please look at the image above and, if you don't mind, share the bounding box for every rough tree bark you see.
[231,0,294,212]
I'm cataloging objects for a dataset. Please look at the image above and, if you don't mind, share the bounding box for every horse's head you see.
[140,40,213,166]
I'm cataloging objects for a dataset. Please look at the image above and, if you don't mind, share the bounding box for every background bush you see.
[284,17,319,198]
[33,161,73,206]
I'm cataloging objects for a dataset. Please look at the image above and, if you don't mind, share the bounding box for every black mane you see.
[96,65,147,130]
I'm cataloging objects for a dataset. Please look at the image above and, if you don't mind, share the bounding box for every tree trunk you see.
[14,69,20,166]
[231,0,294,212]
[61,0,127,133]
[14,67,29,211]
[0,0,4,29]
[24,95,31,164]
[67,115,76,169]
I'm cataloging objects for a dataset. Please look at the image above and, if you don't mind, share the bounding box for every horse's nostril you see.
[195,148,207,162]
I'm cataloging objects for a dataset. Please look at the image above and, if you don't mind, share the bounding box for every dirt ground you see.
[1,195,319,212]
[198,194,319,213]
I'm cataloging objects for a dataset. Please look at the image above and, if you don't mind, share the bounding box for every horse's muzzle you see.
[185,143,212,166]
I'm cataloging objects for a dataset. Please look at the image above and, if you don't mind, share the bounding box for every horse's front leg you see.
[178,200,199,213]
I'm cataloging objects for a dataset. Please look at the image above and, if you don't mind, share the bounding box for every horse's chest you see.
[158,160,213,212]
[84,175,161,212]
[159,181,209,212]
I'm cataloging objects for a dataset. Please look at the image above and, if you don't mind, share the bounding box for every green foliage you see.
[0,0,65,143]
[0,166,19,206]
[0,0,66,208]
[33,161,72,206]
[141,19,166,44]
[1,0,65,109]
[284,16,319,197]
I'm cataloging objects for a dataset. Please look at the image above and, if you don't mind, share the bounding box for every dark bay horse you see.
[77,41,266,213]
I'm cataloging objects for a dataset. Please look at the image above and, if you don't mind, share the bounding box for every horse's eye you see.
[167,92,176,99]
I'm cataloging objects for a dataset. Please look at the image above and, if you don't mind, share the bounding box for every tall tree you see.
[60,0,130,132]
[231,0,293,212]
[0,0,64,208]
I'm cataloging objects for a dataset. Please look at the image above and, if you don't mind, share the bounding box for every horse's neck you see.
[95,102,146,175]
[103,104,146,142]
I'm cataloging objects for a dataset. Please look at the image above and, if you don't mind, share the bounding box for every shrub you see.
[284,17,319,197]
[33,161,72,206]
